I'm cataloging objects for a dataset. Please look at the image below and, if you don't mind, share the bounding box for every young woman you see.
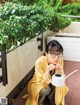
[24,40,68,105]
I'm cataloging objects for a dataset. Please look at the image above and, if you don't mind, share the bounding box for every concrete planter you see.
[0,36,43,97]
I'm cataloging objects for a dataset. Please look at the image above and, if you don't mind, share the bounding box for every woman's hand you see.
[46,64,56,80]
[46,64,63,80]
[47,64,56,72]
[55,64,63,73]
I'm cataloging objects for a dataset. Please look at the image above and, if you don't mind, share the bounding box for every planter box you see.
[0,35,43,97]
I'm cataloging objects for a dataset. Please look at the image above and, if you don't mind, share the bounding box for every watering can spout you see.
[66,69,78,79]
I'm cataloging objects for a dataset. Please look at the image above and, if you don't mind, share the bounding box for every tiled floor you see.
[11,60,80,105]
[64,61,80,105]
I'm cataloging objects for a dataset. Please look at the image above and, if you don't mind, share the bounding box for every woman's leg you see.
[48,90,55,105]
[48,83,55,105]
[38,87,51,105]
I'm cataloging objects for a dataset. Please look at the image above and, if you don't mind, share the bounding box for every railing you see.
[62,14,80,18]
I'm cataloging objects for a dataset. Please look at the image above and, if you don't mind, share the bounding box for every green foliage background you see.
[0,0,73,51]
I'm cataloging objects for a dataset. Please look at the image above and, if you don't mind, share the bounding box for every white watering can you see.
[51,69,78,87]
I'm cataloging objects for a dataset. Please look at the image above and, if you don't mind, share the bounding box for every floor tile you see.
[65,91,72,104]
[71,98,80,105]
[72,88,80,99]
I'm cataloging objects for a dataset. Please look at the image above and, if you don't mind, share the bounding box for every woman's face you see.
[47,47,63,65]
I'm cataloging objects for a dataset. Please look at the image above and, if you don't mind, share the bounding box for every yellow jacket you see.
[24,56,68,105]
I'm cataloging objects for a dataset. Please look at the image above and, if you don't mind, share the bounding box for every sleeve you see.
[35,57,50,88]
[35,59,45,82]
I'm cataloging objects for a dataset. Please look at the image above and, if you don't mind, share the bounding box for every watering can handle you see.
[66,69,78,79]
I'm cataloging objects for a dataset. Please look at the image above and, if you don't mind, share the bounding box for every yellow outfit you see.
[24,56,68,105]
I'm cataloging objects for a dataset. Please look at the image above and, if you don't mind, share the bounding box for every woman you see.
[24,40,68,105]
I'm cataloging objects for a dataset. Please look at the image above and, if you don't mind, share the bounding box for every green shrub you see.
[0,2,71,51]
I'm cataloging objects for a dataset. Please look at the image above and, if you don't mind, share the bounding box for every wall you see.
[60,22,80,33]
[0,36,43,97]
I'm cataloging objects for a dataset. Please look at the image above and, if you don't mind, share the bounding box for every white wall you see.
[0,36,43,97]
